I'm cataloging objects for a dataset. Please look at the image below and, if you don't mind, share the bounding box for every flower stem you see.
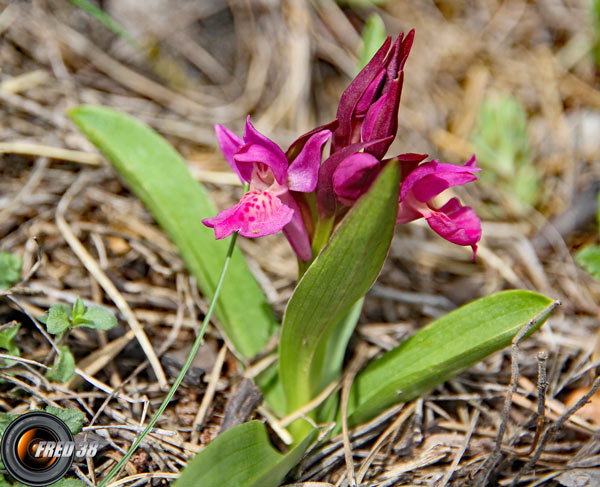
[311,215,335,258]
[98,230,240,487]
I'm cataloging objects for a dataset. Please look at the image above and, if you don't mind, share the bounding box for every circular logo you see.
[1,412,74,486]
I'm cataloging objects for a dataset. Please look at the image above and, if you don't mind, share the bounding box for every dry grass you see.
[1,0,600,485]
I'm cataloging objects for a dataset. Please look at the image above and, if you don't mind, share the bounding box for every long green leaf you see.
[174,421,316,487]
[69,105,277,358]
[280,161,399,418]
[345,290,557,428]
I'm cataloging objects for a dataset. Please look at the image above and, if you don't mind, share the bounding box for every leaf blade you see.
[174,421,315,487]
[79,305,118,330]
[46,304,72,335]
[346,290,557,428]
[280,161,399,415]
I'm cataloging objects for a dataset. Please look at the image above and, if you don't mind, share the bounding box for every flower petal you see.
[361,77,402,158]
[317,136,394,217]
[240,116,288,184]
[400,156,481,202]
[202,191,293,239]
[355,70,385,115]
[279,191,312,261]
[215,124,244,181]
[333,152,380,206]
[287,129,332,193]
[234,143,288,186]
[424,197,481,255]
[286,120,338,161]
[333,37,393,151]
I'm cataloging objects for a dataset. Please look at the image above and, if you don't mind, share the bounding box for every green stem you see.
[311,215,334,258]
[99,230,240,487]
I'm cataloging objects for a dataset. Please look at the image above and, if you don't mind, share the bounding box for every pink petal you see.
[361,78,401,158]
[333,37,393,151]
[202,191,293,239]
[332,153,380,206]
[240,116,288,184]
[215,124,244,181]
[234,143,288,185]
[279,191,312,261]
[286,120,338,161]
[382,30,414,93]
[400,156,481,202]
[361,92,389,143]
[396,200,423,224]
[355,70,385,115]
[317,136,394,218]
[424,198,481,256]
[287,130,332,193]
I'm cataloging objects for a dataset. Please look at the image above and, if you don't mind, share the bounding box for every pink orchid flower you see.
[396,156,482,255]
[202,116,331,261]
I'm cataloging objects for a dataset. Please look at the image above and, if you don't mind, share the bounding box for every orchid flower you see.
[396,156,482,255]
[202,116,331,261]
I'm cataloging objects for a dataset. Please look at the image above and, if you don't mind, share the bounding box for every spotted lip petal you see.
[202,191,294,240]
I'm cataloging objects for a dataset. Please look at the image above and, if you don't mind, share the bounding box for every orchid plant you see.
[70,29,557,487]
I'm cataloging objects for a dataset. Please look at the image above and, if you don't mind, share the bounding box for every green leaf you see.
[46,304,72,335]
[78,305,118,330]
[280,161,399,420]
[358,14,387,71]
[0,323,20,352]
[71,297,85,322]
[175,421,316,487]
[575,245,600,280]
[69,105,277,359]
[0,252,22,290]
[345,290,557,428]
[316,297,364,423]
[68,0,137,47]
[45,406,85,435]
[48,479,87,487]
[45,346,76,383]
[0,323,20,365]
[0,413,18,436]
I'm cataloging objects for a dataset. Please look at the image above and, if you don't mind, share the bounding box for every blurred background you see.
[1,0,600,485]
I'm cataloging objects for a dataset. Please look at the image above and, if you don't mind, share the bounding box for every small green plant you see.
[39,297,117,382]
[576,192,600,279]
[0,252,22,290]
[0,322,21,366]
[471,94,539,207]
[42,296,117,335]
